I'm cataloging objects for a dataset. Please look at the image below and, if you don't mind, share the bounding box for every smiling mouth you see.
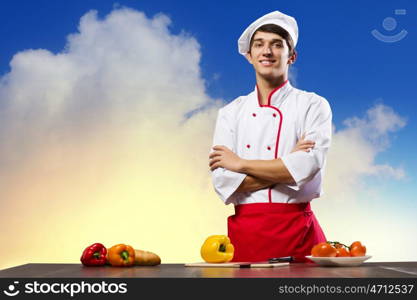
[259,60,276,66]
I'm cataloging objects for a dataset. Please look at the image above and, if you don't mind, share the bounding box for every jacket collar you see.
[255,80,293,107]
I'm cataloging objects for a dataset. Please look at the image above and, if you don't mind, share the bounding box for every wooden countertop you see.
[1,262,416,278]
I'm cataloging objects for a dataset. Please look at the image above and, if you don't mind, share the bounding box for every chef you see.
[209,11,332,263]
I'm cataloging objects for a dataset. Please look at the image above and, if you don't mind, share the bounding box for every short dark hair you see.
[249,24,295,57]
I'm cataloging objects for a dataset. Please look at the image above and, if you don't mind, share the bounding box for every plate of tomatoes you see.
[306,241,371,267]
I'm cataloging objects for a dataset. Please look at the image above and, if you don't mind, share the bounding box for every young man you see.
[209,11,332,262]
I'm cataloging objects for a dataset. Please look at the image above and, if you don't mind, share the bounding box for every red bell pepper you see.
[80,243,107,266]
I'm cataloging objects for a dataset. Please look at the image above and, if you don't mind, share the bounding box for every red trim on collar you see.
[256,79,288,107]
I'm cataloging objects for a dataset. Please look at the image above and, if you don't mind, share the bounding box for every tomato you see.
[335,247,350,257]
[311,242,337,257]
[350,241,363,249]
[349,241,366,257]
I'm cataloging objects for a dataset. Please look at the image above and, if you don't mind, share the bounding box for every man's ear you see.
[244,52,254,65]
[288,50,297,65]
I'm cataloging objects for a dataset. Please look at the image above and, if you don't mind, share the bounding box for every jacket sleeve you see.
[280,96,332,188]
[211,107,246,205]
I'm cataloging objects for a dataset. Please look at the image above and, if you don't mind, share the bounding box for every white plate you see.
[306,255,372,267]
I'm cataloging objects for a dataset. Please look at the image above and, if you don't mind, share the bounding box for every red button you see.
[246,144,251,148]
[267,146,271,150]
[273,113,277,117]
[252,113,256,117]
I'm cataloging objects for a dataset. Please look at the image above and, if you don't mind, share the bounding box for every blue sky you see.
[1,0,416,190]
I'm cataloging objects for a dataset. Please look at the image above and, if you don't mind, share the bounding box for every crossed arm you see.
[209,137,315,193]
[234,174,277,193]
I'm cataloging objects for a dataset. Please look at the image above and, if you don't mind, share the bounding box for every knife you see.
[236,256,293,268]
[268,256,293,263]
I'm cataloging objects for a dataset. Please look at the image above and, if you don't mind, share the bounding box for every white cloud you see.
[0,7,228,269]
[343,103,407,149]
[0,8,217,168]
[315,103,413,261]
[323,103,406,204]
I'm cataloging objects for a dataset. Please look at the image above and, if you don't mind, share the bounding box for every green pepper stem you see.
[219,244,226,252]
[121,250,129,261]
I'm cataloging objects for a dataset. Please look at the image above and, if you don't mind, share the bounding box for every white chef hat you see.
[238,11,299,55]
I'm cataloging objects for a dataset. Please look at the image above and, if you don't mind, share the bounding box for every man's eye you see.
[254,43,262,47]
[273,43,283,47]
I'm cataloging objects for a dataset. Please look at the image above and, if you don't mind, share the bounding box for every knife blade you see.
[235,257,293,268]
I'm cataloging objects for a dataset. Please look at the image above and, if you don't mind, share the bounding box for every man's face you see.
[245,31,295,81]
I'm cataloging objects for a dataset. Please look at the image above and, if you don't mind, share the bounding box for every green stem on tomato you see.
[327,241,349,248]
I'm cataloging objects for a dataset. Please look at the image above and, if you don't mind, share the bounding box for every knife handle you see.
[268,256,293,263]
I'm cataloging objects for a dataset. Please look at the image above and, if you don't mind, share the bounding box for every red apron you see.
[228,202,326,263]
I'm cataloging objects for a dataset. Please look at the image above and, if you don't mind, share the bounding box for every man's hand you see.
[236,175,275,193]
[291,134,315,153]
[209,145,243,172]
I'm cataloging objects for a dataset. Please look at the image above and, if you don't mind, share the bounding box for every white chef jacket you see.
[211,80,332,205]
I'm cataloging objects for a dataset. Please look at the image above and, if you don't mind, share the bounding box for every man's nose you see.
[262,46,272,55]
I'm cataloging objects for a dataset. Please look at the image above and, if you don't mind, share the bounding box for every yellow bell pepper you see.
[200,235,234,263]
